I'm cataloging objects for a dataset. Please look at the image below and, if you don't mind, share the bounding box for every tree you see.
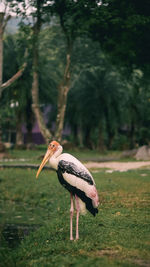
[30,0,52,144]
[66,37,124,150]
[78,0,150,148]
[2,31,33,147]
[0,1,28,149]
[88,0,150,74]
[0,11,10,95]
[0,1,28,96]
[51,0,99,141]
[22,0,102,143]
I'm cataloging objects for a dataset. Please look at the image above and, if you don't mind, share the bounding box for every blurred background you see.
[0,0,150,152]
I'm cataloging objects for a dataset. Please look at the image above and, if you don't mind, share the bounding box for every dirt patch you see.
[0,158,150,172]
[85,161,150,171]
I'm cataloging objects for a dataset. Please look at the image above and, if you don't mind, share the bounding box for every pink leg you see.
[70,193,74,240]
[75,194,80,240]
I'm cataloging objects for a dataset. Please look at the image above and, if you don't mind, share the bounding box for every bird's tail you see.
[78,198,87,215]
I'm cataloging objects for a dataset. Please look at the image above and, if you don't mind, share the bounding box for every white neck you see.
[49,145,63,170]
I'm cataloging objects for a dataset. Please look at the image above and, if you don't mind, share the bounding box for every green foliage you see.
[1,31,33,142]
[39,25,65,104]
[52,0,94,41]
[1,0,150,149]
[3,34,18,83]
[88,0,150,73]
[66,37,125,149]
[0,102,16,142]
[0,161,150,266]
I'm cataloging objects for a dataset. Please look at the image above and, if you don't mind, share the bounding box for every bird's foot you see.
[70,237,74,241]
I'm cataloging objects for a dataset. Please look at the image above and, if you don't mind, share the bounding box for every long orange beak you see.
[36,149,53,179]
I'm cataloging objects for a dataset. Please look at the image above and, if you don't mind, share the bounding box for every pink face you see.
[48,141,60,153]
[36,140,60,179]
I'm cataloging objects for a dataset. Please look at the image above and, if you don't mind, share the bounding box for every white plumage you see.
[36,140,99,240]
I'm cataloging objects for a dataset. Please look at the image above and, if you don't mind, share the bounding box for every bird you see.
[36,140,99,240]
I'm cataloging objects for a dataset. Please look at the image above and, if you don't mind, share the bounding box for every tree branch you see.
[2,14,11,32]
[1,49,28,92]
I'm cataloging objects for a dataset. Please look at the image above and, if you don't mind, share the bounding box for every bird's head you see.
[36,140,61,179]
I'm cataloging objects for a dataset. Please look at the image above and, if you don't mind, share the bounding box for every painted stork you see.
[36,140,99,240]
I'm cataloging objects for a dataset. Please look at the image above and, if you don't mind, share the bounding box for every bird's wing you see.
[57,159,99,216]
[58,160,94,185]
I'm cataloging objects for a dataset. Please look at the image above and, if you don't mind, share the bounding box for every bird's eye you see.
[50,144,55,148]
[49,143,55,149]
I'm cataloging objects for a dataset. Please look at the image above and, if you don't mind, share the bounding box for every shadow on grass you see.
[1,223,41,248]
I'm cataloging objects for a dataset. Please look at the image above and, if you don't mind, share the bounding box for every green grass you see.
[0,155,150,266]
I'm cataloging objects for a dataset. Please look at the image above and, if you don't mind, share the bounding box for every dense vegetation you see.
[0,0,150,150]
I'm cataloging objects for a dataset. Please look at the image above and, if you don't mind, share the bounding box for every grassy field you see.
[0,150,150,266]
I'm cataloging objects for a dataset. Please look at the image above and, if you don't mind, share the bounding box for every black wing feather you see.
[57,167,98,216]
[58,160,93,185]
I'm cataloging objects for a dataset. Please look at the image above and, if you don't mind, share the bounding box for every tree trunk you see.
[54,47,72,142]
[0,13,4,150]
[0,31,3,96]
[55,84,69,142]
[84,126,93,149]
[0,12,4,96]
[31,1,52,144]
[31,56,52,144]
[129,121,135,149]
[97,123,105,151]
[77,126,84,147]
[25,101,34,148]
[16,112,24,148]
[0,12,11,96]
[105,111,115,150]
